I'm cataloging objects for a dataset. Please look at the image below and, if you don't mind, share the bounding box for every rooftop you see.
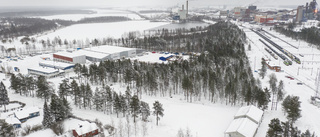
[84,45,136,54]
[54,51,85,58]
[74,121,98,135]
[225,118,258,137]
[76,50,110,59]
[14,107,40,119]
[28,67,59,73]
[234,105,263,124]
[5,117,21,125]
[39,60,75,68]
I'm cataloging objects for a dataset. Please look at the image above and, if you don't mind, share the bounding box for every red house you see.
[72,122,99,137]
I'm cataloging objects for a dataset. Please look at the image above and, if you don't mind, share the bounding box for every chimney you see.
[186,0,189,18]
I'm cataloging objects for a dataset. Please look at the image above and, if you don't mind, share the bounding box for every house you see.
[72,121,99,137]
[225,118,258,137]
[225,105,263,137]
[234,105,263,124]
[14,107,40,123]
[5,117,21,128]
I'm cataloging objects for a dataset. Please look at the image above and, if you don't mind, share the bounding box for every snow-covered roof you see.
[14,107,40,120]
[234,105,263,124]
[225,118,258,137]
[84,45,136,54]
[28,67,59,74]
[53,52,85,58]
[5,117,21,125]
[76,50,110,59]
[39,60,75,69]
[74,121,98,135]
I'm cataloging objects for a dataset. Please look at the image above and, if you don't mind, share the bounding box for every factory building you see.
[83,45,137,61]
[296,5,306,22]
[53,52,86,64]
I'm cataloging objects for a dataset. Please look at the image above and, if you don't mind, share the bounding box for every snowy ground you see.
[239,22,320,136]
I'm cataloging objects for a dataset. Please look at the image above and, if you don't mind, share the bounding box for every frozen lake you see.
[36,20,169,41]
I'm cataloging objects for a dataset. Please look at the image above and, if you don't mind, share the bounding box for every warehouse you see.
[28,67,60,78]
[39,60,75,72]
[76,50,111,62]
[84,45,138,60]
[53,52,86,64]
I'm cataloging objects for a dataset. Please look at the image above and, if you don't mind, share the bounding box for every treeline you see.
[0,16,130,38]
[274,26,320,49]
[77,16,130,24]
[0,9,95,17]
[0,18,73,38]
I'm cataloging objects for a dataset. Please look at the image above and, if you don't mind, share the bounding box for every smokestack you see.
[186,0,189,18]
[182,4,184,10]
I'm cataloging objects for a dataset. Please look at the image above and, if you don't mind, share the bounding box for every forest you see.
[274,25,320,50]
[9,22,270,112]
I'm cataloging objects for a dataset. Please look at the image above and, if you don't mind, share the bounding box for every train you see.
[252,29,300,64]
[259,39,292,66]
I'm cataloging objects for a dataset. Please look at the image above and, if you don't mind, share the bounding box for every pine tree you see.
[130,95,140,123]
[0,82,9,111]
[140,101,150,122]
[42,101,54,128]
[0,120,15,137]
[120,94,128,117]
[85,83,93,109]
[267,118,283,137]
[58,79,70,100]
[282,95,301,124]
[113,92,121,118]
[70,80,80,106]
[269,73,278,110]
[153,101,164,126]
[259,59,267,79]
[276,80,284,110]
[36,76,52,101]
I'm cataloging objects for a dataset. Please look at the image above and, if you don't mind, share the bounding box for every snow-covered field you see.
[239,22,320,136]
[36,20,169,40]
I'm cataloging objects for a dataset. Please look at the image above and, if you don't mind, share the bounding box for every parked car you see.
[297,82,303,85]
[285,76,294,80]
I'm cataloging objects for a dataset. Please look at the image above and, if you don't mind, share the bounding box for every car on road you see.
[297,82,303,85]
[285,76,294,80]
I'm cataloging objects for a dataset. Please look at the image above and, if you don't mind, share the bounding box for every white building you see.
[53,52,86,64]
[225,118,258,137]
[82,45,139,62]
[39,60,75,72]
[225,105,263,137]
[234,105,263,124]
[28,67,60,78]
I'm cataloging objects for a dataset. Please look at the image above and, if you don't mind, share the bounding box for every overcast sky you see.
[0,0,312,8]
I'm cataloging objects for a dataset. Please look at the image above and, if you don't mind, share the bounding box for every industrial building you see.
[296,5,306,22]
[28,67,60,78]
[53,45,144,63]
[39,60,75,72]
[53,52,86,64]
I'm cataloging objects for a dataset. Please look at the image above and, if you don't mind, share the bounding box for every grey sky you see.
[0,0,312,8]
